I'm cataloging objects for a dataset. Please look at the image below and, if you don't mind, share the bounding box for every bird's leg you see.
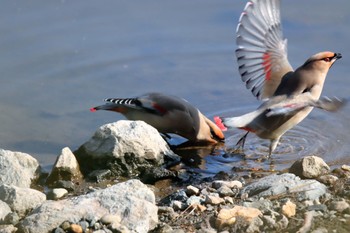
[236,132,249,150]
[268,137,280,158]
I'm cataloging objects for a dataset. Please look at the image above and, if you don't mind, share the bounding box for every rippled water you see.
[0,0,349,174]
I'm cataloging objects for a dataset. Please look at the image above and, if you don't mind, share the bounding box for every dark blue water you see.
[0,0,349,174]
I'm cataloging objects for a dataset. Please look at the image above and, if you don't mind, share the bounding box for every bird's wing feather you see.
[236,0,293,100]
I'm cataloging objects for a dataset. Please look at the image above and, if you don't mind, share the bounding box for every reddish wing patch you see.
[239,127,256,133]
[262,52,272,81]
[90,107,97,112]
[214,116,227,131]
[152,103,168,115]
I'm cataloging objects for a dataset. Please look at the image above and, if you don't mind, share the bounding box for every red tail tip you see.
[90,107,97,112]
[214,116,227,131]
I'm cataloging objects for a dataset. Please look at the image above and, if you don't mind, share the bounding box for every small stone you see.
[224,196,234,204]
[186,185,200,196]
[329,199,350,213]
[317,174,339,185]
[172,200,186,211]
[186,196,202,206]
[218,186,235,197]
[100,214,121,225]
[307,204,328,212]
[53,227,65,233]
[311,227,328,233]
[78,220,89,231]
[0,225,18,233]
[281,200,296,218]
[69,223,83,233]
[196,204,207,212]
[205,195,225,205]
[212,180,243,190]
[87,169,113,183]
[47,188,68,200]
[341,164,350,171]
[60,221,71,231]
[215,206,262,230]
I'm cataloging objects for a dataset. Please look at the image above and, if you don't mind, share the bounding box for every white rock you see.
[0,184,46,217]
[76,121,177,175]
[0,224,18,233]
[0,200,11,222]
[17,179,158,233]
[47,188,68,200]
[0,149,40,188]
[46,147,83,185]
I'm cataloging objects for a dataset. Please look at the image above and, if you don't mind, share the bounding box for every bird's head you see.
[303,51,342,71]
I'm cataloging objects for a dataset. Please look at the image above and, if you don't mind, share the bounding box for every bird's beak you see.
[333,53,342,61]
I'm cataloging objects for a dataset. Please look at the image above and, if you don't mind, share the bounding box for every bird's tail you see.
[90,98,137,113]
[214,111,260,131]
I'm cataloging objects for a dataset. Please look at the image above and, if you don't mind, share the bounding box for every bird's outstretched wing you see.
[265,95,347,117]
[236,0,293,100]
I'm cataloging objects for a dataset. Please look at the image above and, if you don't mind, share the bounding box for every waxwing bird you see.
[215,0,344,156]
[91,92,225,144]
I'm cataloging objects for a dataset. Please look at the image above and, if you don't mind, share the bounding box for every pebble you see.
[212,180,243,190]
[4,212,20,225]
[60,221,71,231]
[186,185,199,196]
[100,214,121,225]
[69,223,83,233]
[317,174,339,185]
[47,188,68,200]
[329,199,350,213]
[172,200,186,211]
[281,200,296,218]
[217,186,235,197]
[204,195,225,205]
[341,164,350,171]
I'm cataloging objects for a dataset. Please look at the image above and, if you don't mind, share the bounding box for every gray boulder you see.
[241,173,327,201]
[46,147,83,187]
[0,149,40,188]
[0,184,46,217]
[75,121,177,176]
[17,179,158,233]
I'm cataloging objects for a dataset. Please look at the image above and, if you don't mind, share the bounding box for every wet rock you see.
[17,179,158,233]
[329,199,350,213]
[159,190,188,206]
[140,166,177,184]
[215,206,262,230]
[52,180,76,192]
[75,121,178,176]
[281,200,296,218]
[241,173,327,201]
[87,169,113,183]
[289,156,330,179]
[0,149,40,188]
[0,184,46,217]
[47,188,69,200]
[46,147,83,187]
[0,200,11,222]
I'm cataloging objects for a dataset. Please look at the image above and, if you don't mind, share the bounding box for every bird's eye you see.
[323,57,331,62]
